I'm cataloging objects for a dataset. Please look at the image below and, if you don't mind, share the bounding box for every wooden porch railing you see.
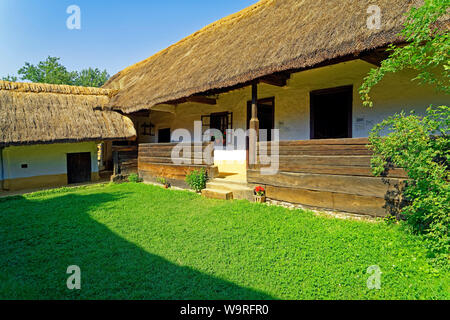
[248,138,406,217]
[138,142,218,187]
[112,145,138,176]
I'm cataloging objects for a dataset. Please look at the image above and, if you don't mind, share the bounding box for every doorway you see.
[67,152,92,184]
[310,86,352,139]
[158,128,171,143]
[247,97,275,141]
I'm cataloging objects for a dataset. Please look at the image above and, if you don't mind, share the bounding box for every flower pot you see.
[254,195,266,203]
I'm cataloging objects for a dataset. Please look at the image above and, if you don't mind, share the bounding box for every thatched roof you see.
[0,81,136,147]
[104,0,438,113]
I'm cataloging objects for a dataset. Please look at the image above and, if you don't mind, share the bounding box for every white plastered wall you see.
[150,59,448,141]
[2,142,99,180]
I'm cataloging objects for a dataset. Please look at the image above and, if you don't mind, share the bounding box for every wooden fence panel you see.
[138,142,217,187]
[249,138,406,217]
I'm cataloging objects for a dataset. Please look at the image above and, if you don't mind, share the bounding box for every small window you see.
[21,164,28,169]
[158,128,171,143]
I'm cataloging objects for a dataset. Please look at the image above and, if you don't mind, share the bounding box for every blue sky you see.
[0,0,258,78]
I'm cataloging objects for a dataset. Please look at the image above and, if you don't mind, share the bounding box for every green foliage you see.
[360,0,449,107]
[1,74,18,82]
[157,177,167,185]
[0,183,447,299]
[73,68,110,87]
[185,168,208,192]
[127,173,141,183]
[369,105,449,264]
[157,177,171,187]
[18,56,76,85]
[7,56,110,87]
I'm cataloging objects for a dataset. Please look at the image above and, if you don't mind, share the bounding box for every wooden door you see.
[310,86,353,139]
[67,152,92,184]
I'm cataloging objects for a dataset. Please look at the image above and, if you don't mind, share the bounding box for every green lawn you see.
[0,183,448,300]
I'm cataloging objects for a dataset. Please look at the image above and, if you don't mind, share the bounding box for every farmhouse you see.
[0,81,136,191]
[101,0,448,216]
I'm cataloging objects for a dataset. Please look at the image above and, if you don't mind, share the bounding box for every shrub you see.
[157,177,167,185]
[369,105,449,264]
[128,174,141,183]
[185,169,208,192]
[157,177,171,188]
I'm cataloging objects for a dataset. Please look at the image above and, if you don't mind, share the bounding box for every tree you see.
[18,56,76,85]
[360,0,449,107]
[74,68,110,87]
[3,56,110,87]
[360,1,449,265]
[1,75,18,82]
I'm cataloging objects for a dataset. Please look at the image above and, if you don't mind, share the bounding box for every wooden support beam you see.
[113,151,119,176]
[249,83,259,167]
[359,49,390,67]
[259,72,290,87]
[163,95,217,106]
[185,96,217,105]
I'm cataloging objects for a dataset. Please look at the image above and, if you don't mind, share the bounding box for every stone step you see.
[211,177,248,186]
[206,180,253,201]
[201,189,233,200]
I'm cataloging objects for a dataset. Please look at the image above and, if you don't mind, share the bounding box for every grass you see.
[0,183,448,300]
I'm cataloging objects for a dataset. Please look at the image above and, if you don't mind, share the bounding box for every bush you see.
[185,169,208,192]
[128,174,141,183]
[369,105,449,264]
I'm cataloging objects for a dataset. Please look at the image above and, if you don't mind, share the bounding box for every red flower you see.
[254,186,265,196]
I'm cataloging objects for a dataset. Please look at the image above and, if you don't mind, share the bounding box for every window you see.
[310,86,353,139]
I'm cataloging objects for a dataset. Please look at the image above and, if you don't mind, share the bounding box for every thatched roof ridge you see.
[104,0,441,113]
[0,81,136,147]
[0,81,117,97]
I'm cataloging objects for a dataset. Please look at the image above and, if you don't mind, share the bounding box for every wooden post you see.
[113,150,119,176]
[249,83,259,167]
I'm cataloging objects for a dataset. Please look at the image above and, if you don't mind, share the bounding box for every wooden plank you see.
[265,185,387,217]
[139,156,210,165]
[259,149,372,156]
[254,164,407,178]
[247,170,403,198]
[259,144,370,152]
[140,142,210,148]
[138,162,212,179]
[259,138,369,146]
[140,144,209,151]
[262,155,373,167]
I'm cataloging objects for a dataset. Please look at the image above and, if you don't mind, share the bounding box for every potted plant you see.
[254,186,266,203]
[157,177,171,189]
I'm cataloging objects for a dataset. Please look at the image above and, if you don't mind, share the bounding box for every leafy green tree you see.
[18,56,76,85]
[4,56,110,87]
[74,68,110,87]
[360,0,449,107]
[1,75,18,82]
[360,1,449,265]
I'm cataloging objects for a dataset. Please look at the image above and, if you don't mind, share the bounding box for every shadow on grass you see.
[0,192,273,300]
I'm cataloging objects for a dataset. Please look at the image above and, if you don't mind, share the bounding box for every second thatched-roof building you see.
[0,81,136,191]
